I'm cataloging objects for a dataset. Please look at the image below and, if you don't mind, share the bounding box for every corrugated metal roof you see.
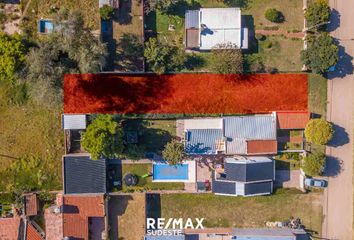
[64,156,107,194]
[185,10,199,29]
[226,138,247,154]
[224,115,276,139]
[62,114,86,130]
[185,129,223,154]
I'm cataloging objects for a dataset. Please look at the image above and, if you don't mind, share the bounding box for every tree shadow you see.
[324,156,342,177]
[115,1,133,25]
[185,54,206,70]
[145,193,161,228]
[327,123,349,147]
[327,40,354,79]
[167,0,201,17]
[327,8,340,32]
[115,33,144,71]
[241,15,257,54]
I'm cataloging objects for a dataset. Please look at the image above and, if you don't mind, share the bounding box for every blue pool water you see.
[153,163,188,180]
[38,20,54,33]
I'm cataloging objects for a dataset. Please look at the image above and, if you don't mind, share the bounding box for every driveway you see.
[323,0,354,239]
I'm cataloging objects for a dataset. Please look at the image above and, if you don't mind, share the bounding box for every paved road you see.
[323,0,354,239]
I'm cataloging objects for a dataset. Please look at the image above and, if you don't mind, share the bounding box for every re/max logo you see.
[146,218,205,230]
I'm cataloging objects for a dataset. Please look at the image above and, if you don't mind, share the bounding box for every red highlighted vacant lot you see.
[64,73,308,114]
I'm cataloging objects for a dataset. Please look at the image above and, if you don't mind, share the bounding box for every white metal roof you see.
[184,118,223,130]
[62,114,87,130]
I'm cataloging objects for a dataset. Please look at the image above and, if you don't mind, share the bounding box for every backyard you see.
[119,163,185,191]
[108,194,146,240]
[157,189,323,236]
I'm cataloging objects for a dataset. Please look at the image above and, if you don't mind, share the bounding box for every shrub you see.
[302,152,326,176]
[211,42,243,74]
[265,8,284,23]
[162,140,186,165]
[100,5,114,20]
[263,41,272,49]
[305,119,334,145]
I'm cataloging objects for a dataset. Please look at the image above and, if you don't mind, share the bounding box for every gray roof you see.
[212,177,237,195]
[185,10,199,28]
[185,129,223,154]
[224,160,274,182]
[224,115,276,154]
[62,114,86,130]
[63,156,107,194]
[244,182,273,196]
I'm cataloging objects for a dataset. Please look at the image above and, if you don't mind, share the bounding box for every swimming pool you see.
[152,163,189,181]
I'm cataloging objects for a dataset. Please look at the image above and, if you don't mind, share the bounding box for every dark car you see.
[304,178,328,188]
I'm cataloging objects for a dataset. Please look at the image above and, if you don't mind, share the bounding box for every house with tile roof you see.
[212,156,275,196]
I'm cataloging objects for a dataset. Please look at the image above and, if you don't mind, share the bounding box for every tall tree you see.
[305,0,330,31]
[305,118,334,145]
[301,33,338,73]
[162,140,186,165]
[25,10,107,106]
[81,115,124,160]
[302,152,326,176]
[144,38,186,74]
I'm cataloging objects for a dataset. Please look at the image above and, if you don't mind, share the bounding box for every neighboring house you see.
[44,193,108,240]
[212,156,275,197]
[145,227,309,240]
[183,112,310,155]
[63,155,107,194]
[185,8,248,50]
[184,113,277,155]
[0,216,22,240]
[24,193,39,217]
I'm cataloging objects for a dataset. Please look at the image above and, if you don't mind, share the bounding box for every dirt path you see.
[322,0,354,238]
[255,29,305,39]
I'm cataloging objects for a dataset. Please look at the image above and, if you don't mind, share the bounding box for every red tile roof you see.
[247,140,278,154]
[62,195,105,239]
[26,222,44,240]
[277,112,310,129]
[24,194,38,216]
[0,217,21,240]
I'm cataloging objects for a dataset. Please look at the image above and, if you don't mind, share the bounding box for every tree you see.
[100,5,114,20]
[305,119,334,145]
[211,43,243,74]
[25,10,107,106]
[301,33,338,73]
[144,0,180,14]
[305,0,330,31]
[144,38,186,74]
[264,8,284,23]
[302,152,326,176]
[162,140,186,165]
[81,115,124,160]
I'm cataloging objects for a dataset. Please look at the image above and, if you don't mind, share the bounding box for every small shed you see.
[99,0,119,9]
[62,114,87,130]
[24,193,39,216]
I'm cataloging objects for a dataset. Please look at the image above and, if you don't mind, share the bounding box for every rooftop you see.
[277,112,310,129]
[63,194,106,239]
[63,156,107,194]
[0,216,21,240]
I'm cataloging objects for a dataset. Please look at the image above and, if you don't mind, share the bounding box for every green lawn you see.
[243,0,304,31]
[308,74,327,118]
[0,104,63,191]
[159,189,323,236]
[121,163,184,191]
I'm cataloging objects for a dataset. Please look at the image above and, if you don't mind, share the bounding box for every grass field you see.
[308,74,327,118]
[243,0,304,31]
[0,104,64,190]
[160,189,323,236]
[121,164,185,191]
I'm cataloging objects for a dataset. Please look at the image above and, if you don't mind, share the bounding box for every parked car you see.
[304,178,327,188]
